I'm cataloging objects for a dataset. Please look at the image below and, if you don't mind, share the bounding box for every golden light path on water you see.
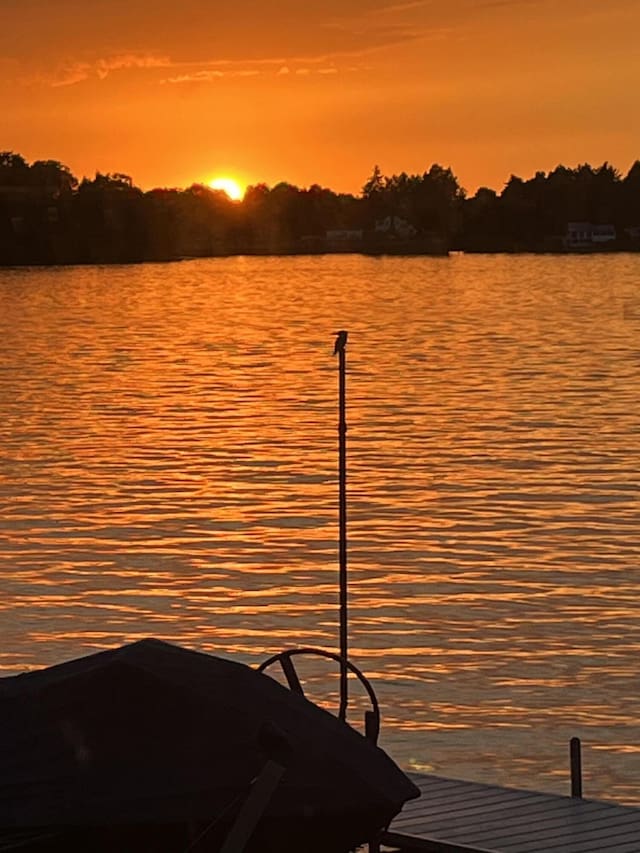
[1,254,639,803]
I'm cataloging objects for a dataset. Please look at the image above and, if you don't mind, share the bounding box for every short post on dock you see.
[570,736,583,798]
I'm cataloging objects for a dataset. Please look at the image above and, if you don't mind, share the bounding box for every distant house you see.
[565,222,616,249]
[326,229,364,241]
[325,229,364,252]
[375,216,417,239]
[591,224,617,243]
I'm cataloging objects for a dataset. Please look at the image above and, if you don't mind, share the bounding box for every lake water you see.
[1,253,639,803]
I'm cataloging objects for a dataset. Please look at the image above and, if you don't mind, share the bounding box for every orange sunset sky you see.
[2,0,639,195]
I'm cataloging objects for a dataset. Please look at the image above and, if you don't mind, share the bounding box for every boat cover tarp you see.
[0,639,418,846]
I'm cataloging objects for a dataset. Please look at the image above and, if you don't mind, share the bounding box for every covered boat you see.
[0,639,418,852]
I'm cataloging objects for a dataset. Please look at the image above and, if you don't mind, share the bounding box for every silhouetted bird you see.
[333,330,348,355]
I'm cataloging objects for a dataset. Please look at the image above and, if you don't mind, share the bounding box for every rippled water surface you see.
[1,254,639,802]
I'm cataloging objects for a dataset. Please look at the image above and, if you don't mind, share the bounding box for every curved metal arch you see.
[257,647,380,744]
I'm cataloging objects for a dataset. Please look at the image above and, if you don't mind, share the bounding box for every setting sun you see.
[208,177,244,201]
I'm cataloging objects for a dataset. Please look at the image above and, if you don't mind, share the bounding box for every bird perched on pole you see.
[333,330,348,355]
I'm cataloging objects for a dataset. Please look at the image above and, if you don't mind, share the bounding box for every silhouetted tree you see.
[2,150,640,264]
[0,152,30,186]
[361,163,464,247]
[460,187,503,250]
[29,160,78,194]
[361,165,389,224]
[621,161,640,227]
[74,172,145,262]
[413,164,465,237]
[362,165,385,197]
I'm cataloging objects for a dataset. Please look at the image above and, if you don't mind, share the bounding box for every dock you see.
[381,772,640,852]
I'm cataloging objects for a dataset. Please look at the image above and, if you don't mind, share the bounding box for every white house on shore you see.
[375,215,417,239]
[565,222,616,249]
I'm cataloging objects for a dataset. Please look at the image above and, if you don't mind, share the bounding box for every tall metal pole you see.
[333,330,348,721]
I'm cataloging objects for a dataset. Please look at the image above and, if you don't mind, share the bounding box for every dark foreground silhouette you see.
[1,152,639,264]
[0,639,418,852]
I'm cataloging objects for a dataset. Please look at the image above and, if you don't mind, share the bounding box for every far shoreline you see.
[2,246,640,271]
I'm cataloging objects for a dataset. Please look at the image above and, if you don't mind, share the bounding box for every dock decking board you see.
[392,797,639,836]
[383,772,640,853]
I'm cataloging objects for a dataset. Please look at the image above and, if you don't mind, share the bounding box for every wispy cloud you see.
[47,53,172,87]
[5,0,483,91]
[94,54,172,79]
[368,1,432,15]
[159,58,345,84]
[162,68,261,84]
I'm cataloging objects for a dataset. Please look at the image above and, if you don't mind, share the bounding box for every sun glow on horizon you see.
[208,176,244,200]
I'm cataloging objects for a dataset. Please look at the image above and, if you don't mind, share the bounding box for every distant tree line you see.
[460,162,640,252]
[1,151,639,265]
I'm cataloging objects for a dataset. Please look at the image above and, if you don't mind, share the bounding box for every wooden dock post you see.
[570,736,583,798]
